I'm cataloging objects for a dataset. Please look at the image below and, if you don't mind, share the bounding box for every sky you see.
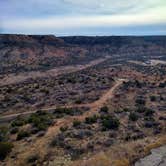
[0,0,166,36]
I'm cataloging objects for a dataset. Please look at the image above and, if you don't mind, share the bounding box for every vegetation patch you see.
[101,115,120,130]
[0,142,13,160]
[17,130,30,140]
[28,111,53,131]
[85,115,98,124]
[129,112,139,121]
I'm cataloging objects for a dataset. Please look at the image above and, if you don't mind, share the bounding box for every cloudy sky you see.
[0,0,166,36]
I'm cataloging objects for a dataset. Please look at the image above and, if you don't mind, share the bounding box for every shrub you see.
[135,98,146,105]
[27,154,39,163]
[150,96,156,102]
[0,142,13,160]
[10,127,19,134]
[40,88,49,94]
[67,77,76,83]
[28,111,53,131]
[144,116,155,121]
[50,134,65,147]
[73,120,81,127]
[129,112,139,121]
[123,108,131,112]
[159,82,165,88]
[136,107,146,113]
[54,108,76,116]
[0,126,8,142]
[60,126,68,132]
[36,123,48,131]
[135,80,142,88]
[85,115,98,124]
[145,109,154,116]
[11,117,26,127]
[75,99,82,104]
[100,106,108,113]
[17,130,30,140]
[101,116,120,130]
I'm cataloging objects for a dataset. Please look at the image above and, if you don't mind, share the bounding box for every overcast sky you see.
[0,0,166,36]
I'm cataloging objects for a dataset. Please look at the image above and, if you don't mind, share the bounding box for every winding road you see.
[0,78,126,123]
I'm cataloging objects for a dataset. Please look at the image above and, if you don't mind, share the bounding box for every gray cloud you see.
[0,0,166,35]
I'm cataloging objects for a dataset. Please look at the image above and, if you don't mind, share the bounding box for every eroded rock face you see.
[1,35,166,75]
[135,145,166,166]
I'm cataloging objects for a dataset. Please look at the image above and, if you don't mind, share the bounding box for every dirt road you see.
[0,79,126,123]
[2,78,126,165]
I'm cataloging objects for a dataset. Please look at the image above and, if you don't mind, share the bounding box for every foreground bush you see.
[0,142,13,160]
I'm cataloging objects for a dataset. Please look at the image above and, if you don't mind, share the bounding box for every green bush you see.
[10,127,19,134]
[54,108,75,116]
[0,126,8,142]
[150,96,156,102]
[123,108,131,112]
[17,130,30,140]
[135,80,142,88]
[73,120,81,127]
[135,98,146,105]
[27,154,39,163]
[159,82,165,88]
[145,109,154,116]
[11,117,26,127]
[85,115,98,124]
[40,88,49,94]
[129,112,139,121]
[36,123,48,131]
[136,107,146,113]
[28,111,53,131]
[101,116,120,130]
[0,142,13,160]
[100,106,108,113]
[60,126,68,132]
[75,99,82,104]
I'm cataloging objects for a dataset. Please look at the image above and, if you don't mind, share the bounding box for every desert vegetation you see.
[0,35,166,165]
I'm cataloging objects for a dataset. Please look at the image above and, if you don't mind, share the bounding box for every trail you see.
[0,79,126,123]
[46,79,126,134]
[4,78,126,165]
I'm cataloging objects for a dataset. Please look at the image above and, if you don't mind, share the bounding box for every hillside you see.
[0,35,166,166]
[1,35,166,75]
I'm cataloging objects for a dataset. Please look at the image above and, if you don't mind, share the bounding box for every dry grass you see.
[144,136,166,155]
[112,159,130,166]
[71,134,166,166]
